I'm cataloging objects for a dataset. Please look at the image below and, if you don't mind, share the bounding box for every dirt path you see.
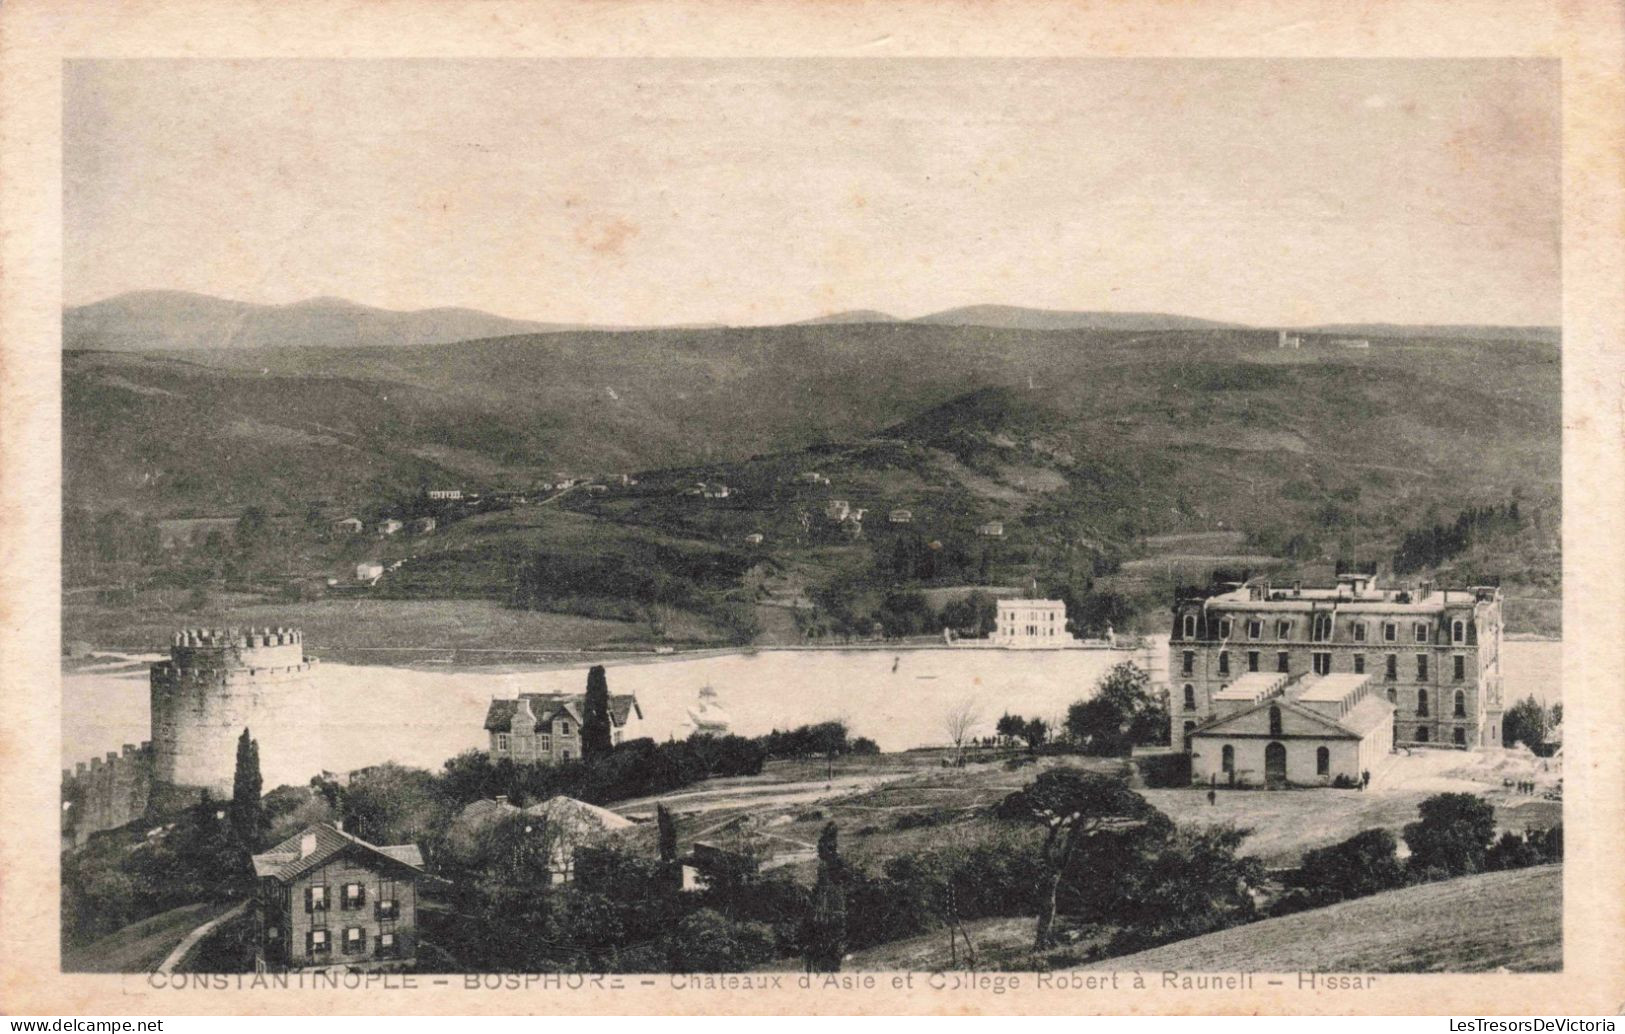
[615,770,921,818]
[156,900,247,974]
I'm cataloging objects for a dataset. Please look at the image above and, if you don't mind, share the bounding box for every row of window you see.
[1213,743,1334,775]
[304,882,399,917]
[1181,614,1472,645]
[1179,684,1469,718]
[495,733,569,755]
[1183,649,1468,681]
[1403,725,1470,745]
[294,926,401,958]
[1187,730,1468,770]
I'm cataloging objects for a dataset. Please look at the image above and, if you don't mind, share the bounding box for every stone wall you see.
[61,742,152,850]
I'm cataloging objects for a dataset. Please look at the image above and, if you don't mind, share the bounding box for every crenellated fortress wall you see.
[61,741,153,850]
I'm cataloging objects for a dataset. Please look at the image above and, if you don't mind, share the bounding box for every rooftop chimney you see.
[300,832,317,858]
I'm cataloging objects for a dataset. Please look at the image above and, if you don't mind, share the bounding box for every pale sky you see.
[64,59,1560,327]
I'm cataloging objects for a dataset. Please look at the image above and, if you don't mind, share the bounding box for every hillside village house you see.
[412,516,436,534]
[825,500,851,522]
[484,691,644,763]
[332,517,363,534]
[377,518,403,536]
[744,533,765,545]
[888,509,913,524]
[1168,573,1505,755]
[250,822,434,974]
[354,561,384,584]
[977,521,1005,538]
[1187,671,1394,787]
[426,489,463,501]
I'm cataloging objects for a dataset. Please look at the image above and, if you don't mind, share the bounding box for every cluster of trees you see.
[429,734,768,825]
[1273,792,1563,916]
[756,721,877,760]
[994,713,1049,749]
[876,532,992,586]
[803,582,996,643]
[1063,662,1170,755]
[1393,499,1525,574]
[1502,696,1562,755]
[62,793,256,947]
[511,546,760,644]
[63,506,161,576]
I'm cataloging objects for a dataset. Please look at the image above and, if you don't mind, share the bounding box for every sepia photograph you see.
[3,0,1622,1018]
[51,54,1568,982]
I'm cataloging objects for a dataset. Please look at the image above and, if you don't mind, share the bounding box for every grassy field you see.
[63,593,660,662]
[61,901,235,973]
[835,916,1057,972]
[1085,864,1562,973]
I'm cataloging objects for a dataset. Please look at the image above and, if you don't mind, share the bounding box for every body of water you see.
[60,639,1562,787]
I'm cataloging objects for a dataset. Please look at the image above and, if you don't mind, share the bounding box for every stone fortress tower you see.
[149,627,321,807]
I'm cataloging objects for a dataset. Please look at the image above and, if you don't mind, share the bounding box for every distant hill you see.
[65,290,1559,349]
[913,304,1242,332]
[1086,865,1561,973]
[63,291,603,351]
[794,309,902,325]
[63,318,1560,546]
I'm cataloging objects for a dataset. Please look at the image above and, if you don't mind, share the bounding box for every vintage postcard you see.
[1,0,1622,1018]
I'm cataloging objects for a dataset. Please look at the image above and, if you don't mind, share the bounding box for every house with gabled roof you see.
[249,822,438,974]
[483,691,644,764]
[1187,671,1394,788]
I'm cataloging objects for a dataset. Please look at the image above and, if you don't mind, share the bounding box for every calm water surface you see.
[61,639,1561,788]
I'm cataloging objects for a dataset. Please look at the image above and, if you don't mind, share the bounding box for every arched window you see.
[1313,614,1333,642]
[1183,684,1196,711]
[1453,689,1466,718]
[1452,619,1466,644]
[1221,744,1235,774]
[1316,746,1329,776]
[1182,614,1197,639]
[1417,689,1429,717]
[1268,705,1283,737]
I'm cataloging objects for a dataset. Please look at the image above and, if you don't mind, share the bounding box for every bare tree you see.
[942,697,982,767]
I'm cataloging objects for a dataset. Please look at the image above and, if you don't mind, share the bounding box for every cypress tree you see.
[230,727,265,849]
[657,803,679,865]
[803,822,847,972]
[581,665,614,759]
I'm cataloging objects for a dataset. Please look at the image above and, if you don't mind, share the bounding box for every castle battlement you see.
[160,626,314,675]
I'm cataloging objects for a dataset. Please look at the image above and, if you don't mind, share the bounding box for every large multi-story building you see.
[1168,573,1504,753]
